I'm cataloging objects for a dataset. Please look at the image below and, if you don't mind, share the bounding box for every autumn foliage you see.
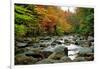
[15,4,94,37]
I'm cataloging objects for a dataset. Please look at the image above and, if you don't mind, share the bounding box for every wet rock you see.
[42,46,55,52]
[64,39,73,45]
[24,51,35,55]
[84,53,94,57]
[64,39,69,43]
[88,36,94,42]
[39,44,48,47]
[15,54,37,65]
[51,42,57,46]
[15,47,28,55]
[78,52,94,61]
[15,37,32,43]
[79,36,84,40]
[74,42,80,45]
[85,56,94,61]
[39,36,51,40]
[55,41,63,44]
[40,51,53,58]
[90,46,94,53]
[15,38,25,42]
[91,42,94,46]
[79,47,93,55]
[24,38,32,42]
[36,59,63,64]
[32,44,40,48]
[26,42,34,47]
[16,42,28,48]
[25,53,44,60]
[48,52,65,60]
[54,45,65,53]
[24,51,45,61]
[70,40,76,44]
[29,47,43,53]
[73,57,86,62]
[61,56,72,62]
[77,40,91,47]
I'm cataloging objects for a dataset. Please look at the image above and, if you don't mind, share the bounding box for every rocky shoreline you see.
[15,35,94,65]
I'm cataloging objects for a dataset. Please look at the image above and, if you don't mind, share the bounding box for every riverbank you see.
[15,34,94,65]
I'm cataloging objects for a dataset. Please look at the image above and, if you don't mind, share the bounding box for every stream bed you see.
[15,35,94,65]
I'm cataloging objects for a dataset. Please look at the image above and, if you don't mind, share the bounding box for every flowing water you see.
[39,36,93,60]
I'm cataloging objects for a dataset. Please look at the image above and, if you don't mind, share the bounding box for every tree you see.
[76,8,94,36]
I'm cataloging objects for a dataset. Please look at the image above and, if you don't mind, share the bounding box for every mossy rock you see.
[15,54,38,65]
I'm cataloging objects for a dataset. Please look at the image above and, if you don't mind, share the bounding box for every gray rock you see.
[24,51,35,55]
[36,59,63,64]
[25,52,44,60]
[48,52,65,60]
[15,47,28,55]
[29,47,43,53]
[32,44,40,48]
[15,54,38,65]
[88,36,94,42]
[40,51,53,58]
[15,38,25,42]
[54,45,65,53]
[90,46,94,53]
[85,56,94,61]
[61,56,72,62]
[73,57,86,62]
[16,42,28,48]
[25,38,32,42]
[39,36,51,40]
[91,42,94,46]
[79,47,93,54]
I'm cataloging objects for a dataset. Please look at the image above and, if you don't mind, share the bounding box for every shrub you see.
[15,24,27,37]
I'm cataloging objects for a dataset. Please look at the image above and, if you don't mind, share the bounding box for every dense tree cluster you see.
[75,8,94,36]
[15,4,94,38]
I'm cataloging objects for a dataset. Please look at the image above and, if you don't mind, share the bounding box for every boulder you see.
[15,47,28,55]
[51,42,57,46]
[32,44,40,48]
[78,40,90,47]
[88,36,94,42]
[73,57,86,62]
[15,38,25,42]
[90,46,94,53]
[30,47,43,53]
[24,51,44,60]
[15,37,32,43]
[15,54,37,65]
[36,59,63,64]
[61,56,72,62]
[54,45,65,53]
[79,47,93,55]
[16,42,28,48]
[24,38,32,42]
[40,51,53,58]
[25,53,44,60]
[85,56,94,61]
[48,52,65,60]
[78,52,94,61]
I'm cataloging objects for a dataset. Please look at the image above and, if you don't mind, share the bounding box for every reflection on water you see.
[43,44,81,60]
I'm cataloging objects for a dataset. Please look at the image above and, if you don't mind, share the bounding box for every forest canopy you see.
[15,4,94,37]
